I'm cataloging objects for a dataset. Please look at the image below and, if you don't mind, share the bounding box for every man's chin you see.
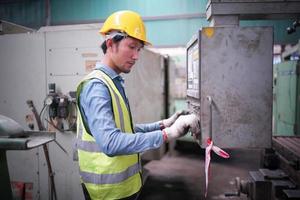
[123,66,132,73]
[123,69,131,74]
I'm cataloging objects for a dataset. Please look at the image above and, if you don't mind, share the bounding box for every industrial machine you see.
[0,114,55,200]
[224,135,300,200]
[185,25,274,198]
[273,41,300,136]
[187,26,300,200]
[186,26,300,199]
[41,83,77,132]
[258,41,300,200]
[194,1,300,199]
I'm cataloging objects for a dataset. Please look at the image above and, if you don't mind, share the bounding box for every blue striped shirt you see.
[79,64,163,156]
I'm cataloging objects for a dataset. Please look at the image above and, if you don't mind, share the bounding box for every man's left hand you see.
[161,110,190,128]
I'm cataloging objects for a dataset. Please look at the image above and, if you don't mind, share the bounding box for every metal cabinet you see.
[187,26,273,148]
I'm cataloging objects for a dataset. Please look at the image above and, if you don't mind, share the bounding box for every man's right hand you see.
[163,114,200,141]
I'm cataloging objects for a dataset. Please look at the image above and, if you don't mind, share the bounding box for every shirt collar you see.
[95,63,124,83]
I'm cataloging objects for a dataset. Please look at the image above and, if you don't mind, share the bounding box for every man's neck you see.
[101,56,120,74]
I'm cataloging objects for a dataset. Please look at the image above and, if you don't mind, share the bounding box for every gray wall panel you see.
[0,32,47,199]
[1,23,165,199]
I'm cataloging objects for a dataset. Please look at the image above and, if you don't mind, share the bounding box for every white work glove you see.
[163,113,200,142]
[160,110,190,129]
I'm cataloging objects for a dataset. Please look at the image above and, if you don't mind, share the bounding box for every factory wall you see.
[0,0,45,28]
[1,0,299,46]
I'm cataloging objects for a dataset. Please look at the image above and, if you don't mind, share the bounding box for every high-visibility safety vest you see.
[76,69,142,200]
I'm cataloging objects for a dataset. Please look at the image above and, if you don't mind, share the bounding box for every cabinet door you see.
[274,61,298,136]
[199,26,273,148]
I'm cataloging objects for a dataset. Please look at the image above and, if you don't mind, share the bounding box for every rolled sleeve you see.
[134,122,161,133]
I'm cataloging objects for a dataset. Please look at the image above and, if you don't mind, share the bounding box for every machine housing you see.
[186,26,273,148]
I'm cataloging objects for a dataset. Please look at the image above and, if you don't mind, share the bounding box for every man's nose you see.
[132,49,139,60]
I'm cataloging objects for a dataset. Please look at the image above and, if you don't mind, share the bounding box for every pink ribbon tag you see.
[205,138,229,198]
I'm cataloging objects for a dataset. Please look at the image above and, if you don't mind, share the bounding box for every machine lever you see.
[207,96,213,139]
[27,100,57,200]
[224,192,240,197]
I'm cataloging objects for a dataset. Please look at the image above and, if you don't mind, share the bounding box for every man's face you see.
[110,37,143,74]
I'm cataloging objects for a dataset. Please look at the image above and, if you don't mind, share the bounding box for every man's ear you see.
[106,39,113,48]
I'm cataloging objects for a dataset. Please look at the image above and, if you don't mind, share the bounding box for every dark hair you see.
[101,35,125,54]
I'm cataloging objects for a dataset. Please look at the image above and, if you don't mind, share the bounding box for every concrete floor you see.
[139,141,263,200]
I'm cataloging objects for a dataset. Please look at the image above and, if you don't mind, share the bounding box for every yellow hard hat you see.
[99,10,150,45]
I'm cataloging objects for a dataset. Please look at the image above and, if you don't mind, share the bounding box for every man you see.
[76,10,200,200]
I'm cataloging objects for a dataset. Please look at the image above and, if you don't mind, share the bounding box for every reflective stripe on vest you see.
[104,77,126,131]
[80,162,140,184]
[76,69,141,199]
[76,119,100,152]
